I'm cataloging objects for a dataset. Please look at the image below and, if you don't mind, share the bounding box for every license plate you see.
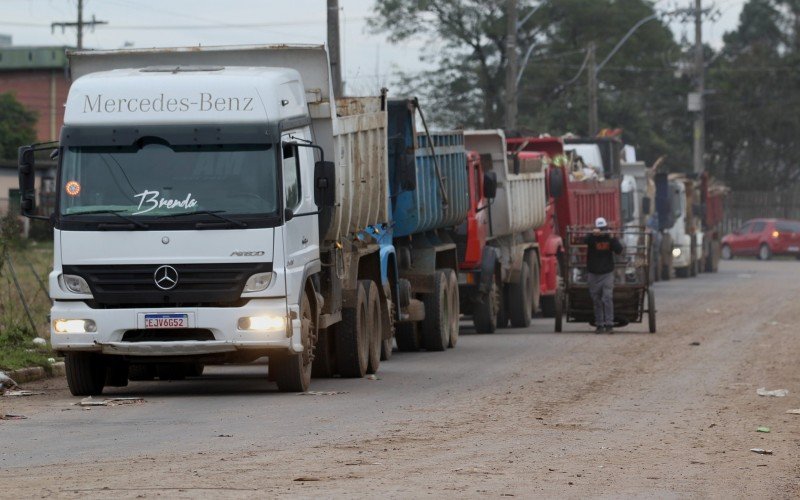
[789,246,799,252]
[144,314,189,329]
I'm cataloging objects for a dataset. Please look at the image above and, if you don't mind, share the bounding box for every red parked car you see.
[722,218,800,260]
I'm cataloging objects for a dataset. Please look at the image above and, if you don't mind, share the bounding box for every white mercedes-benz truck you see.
[18,45,395,395]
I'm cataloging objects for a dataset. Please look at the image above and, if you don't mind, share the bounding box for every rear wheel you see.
[446,270,460,348]
[473,272,501,334]
[721,244,733,260]
[65,352,106,396]
[648,289,657,333]
[758,243,772,261]
[272,290,314,392]
[365,281,382,375]
[508,261,532,328]
[529,256,541,317]
[336,280,370,377]
[421,270,450,351]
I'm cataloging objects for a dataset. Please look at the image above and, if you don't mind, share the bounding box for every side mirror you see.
[18,146,37,216]
[548,167,564,199]
[483,171,497,200]
[642,196,651,216]
[314,160,336,208]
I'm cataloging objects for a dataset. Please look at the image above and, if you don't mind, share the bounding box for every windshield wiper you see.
[158,210,247,228]
[67,209,149,229]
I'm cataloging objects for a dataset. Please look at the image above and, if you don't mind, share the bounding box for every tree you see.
[0,92,37,160]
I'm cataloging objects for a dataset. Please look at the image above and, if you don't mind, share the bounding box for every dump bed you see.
[67,44,388,243]
[567,179,622,230]
[387,100,468,237]
[464,130,547,237]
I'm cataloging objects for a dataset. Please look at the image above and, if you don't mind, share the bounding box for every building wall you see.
[0,68,70,142]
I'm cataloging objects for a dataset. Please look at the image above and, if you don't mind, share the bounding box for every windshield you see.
[59,142,278,218]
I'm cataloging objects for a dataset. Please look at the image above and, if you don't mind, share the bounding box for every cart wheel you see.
[554,285,563,333]
[648,289,656,334]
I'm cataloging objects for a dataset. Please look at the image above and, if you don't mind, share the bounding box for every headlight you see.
[53,319,96,333]
[243,272,275,292]
[672,248,682,257]
[59,274,92,294]
[237,315,285,332]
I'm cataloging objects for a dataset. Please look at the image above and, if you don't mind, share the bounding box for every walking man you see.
[585,217,624,333]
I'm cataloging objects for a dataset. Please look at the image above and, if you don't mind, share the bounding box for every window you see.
[776,221,800,233]
[739,223,752,234]
[752,221,766,233]
[282,143,301,210]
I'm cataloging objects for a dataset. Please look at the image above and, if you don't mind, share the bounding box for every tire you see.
[721,244,733,260]
[508,261,532,328]
[554,286,563,333]
[312,325,336,378]
[336,280,370,377]
[648,289,657,333]
[758,244,772,261]
[473,272,501,334]
[446,270,460,348]
[128,364,156,381]
[105,361,129,387]
[365,281,382,375]
[394,321,421,351]
[381,296,395,360]
[421,270,451,351]
[529,255,541,317]
[273,290,314,391]
[65,352,106,396]
[497,284,509,329]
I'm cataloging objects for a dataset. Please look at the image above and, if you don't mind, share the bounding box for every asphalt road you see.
[2,259,799,498]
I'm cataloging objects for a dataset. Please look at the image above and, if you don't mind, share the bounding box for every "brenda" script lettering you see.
[133,190,198,215]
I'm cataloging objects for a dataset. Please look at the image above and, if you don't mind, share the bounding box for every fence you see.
[723,189,800,233]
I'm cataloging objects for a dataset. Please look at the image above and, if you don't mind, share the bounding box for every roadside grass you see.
[0,240,55,372]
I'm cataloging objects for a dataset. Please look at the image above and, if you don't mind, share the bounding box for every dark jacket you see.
[584,233,624,274]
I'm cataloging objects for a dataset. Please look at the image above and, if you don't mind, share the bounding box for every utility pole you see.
[51,0,107,50]
[504,0,518,130]
[327,0,343,98]
[587,42,598,137]
[692,0,705,174]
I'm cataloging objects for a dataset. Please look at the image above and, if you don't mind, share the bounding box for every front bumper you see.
[50,299,303,356]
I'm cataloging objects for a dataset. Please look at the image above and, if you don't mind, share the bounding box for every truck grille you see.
[63,263,272,308]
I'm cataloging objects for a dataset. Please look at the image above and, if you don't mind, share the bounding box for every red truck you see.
[699,172,727,272]
[506,137,621,316]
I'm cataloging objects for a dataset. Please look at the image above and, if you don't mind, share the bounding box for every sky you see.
[0,0,748,94]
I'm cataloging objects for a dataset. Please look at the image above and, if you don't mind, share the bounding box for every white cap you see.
[595,217,608,228]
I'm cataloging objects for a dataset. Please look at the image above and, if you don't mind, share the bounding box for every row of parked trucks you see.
[17,45,725,396]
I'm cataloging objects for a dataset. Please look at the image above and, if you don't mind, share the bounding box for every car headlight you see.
[58,274,92,294]
[237,315,285,332]
[53,319,96,333]
[243,272,275,293]
[672,248,682,257]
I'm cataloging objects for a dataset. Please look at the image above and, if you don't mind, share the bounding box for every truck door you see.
[281,132,320,303]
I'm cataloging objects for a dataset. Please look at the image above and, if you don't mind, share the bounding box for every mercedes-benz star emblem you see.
[154,265,179,290]
[161,236,170,245]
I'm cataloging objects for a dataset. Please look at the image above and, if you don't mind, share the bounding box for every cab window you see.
[282,143,301,210]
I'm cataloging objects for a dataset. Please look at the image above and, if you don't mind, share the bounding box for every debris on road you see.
[756,426,770,433]
[3,390,44,397]
[0,372,18,391]
[298,391,348,396]
[690,341,701,346]
[77,396,145,407]
[216,434,232,438]
[750,448,773,455]
[293,477,321,482]
[0,414,27,420]
[785,409,800,415]
[756,388,788,397]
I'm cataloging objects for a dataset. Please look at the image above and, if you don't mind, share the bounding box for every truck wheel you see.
[758,244,772,261]
[508,261,532,328]
[128,364,156,381]
[446,270,460,348]
[473,273,501,334]
[422,270,451,351]
[529,256,541,317]
[395,322,420,351]
[336,280,370,377]
[721,244,733,260]
[312,325,335,378]
[497,283,509,329]
[365,281,382,375]
[273,291,314,391]
[381,298,395,360]
[65,352,106,396]
[105,361,129,387]
[648,289,657,333]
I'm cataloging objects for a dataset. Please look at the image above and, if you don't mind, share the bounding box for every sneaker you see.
[595,326,604,334]
[605,326,615,334]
